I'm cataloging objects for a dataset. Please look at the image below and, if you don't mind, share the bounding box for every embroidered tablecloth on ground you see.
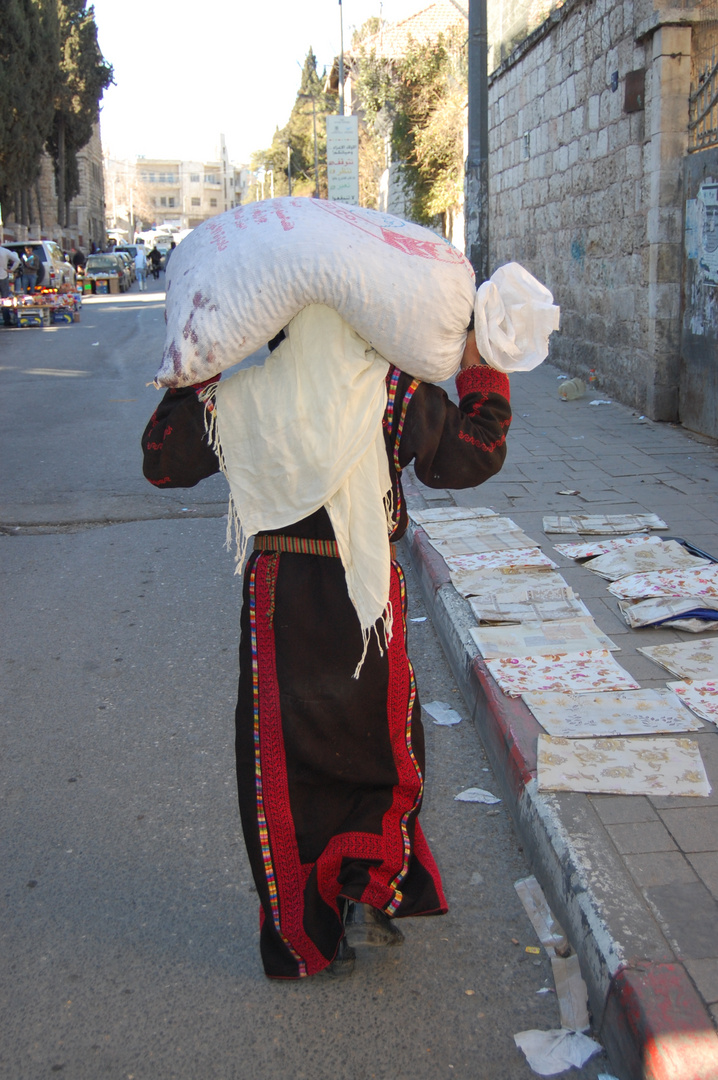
[537,734,711,797]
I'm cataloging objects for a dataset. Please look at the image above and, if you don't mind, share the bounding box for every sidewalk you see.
[401,360,718,1080]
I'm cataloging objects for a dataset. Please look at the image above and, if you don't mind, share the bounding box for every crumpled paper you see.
[474,263,560,374]
[422,700,463,726]
[513,1028,602,1075]
[454,788,501,804]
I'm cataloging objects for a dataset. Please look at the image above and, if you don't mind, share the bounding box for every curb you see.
[403,525,718,1080]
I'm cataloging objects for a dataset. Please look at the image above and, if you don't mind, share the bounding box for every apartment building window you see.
[190,174,200,183]
[168,197,175,208]
[210,198,217,207]
[160,197,167,207]
[149,173,156,182]
[191,197,201,206]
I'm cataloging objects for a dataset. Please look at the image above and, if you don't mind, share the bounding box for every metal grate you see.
[690,48,718,151]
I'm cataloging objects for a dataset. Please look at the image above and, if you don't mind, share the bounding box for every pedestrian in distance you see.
[142,305,512,980]
[161,238,174,272]
[148,246,162,279]
[20,246,41,294]
[0,245,21,326]
[134,241,148,291]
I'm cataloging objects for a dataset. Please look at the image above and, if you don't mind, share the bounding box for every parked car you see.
[114,244,144,262]
[115,250,136,283]
[83,253,130,292]
[4,240,75,289]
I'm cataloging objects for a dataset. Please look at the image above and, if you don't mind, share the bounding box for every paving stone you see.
[645,881,718,960]
[684,958,718,1003]
[687,853,718,901]
[657,808,718,852]
[591,795,659,825]
[623,850,699,889]
[607,820,677,854]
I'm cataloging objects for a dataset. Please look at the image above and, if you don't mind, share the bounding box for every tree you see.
[352,27,468,232]
[251,49,334,200]
[0,0,60,222]
[46,0,113,226]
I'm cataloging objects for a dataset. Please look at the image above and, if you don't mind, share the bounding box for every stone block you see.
[645,880,718,960]
[652,24,692,62]
[588,93,600,129]
[687,853,718,902]
[658,808,718,853]
[684,958,718,1005]
[623,851,700,889]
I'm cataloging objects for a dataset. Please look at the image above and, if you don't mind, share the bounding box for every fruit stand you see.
[1,285,82,327]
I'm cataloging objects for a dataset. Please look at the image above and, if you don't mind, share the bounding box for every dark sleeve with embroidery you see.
[141,385,220,488]
[391,366,511,489]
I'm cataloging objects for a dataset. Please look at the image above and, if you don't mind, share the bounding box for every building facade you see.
[1,121,106,253]
[486,0,716,429]
[106,136,250,239]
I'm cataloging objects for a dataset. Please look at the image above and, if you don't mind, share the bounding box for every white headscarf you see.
[205,305,393,670]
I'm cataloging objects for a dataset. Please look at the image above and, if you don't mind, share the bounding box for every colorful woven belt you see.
[254,535,398,560]
[254,534,340,557]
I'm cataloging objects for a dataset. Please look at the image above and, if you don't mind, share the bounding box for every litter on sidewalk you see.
[422,700,463,726]
[514,1028,603,1076]
[454,787,501,803]
[543,512,668,534]
[537,734,712,797]
[637,638,718,679]
[521,688,703,738]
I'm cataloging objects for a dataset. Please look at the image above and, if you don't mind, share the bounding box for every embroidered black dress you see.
[142,363,511,978]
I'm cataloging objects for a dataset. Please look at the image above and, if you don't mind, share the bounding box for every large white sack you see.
[154,197,477,387]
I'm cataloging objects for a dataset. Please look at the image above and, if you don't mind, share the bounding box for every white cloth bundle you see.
[474,263,561,373]
[156,198,476,387]
[155,198,559,388]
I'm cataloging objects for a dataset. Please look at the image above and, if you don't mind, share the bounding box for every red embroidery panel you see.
[455,365,510,402]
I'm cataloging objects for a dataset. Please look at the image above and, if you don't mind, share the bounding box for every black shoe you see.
[343,902,405,948]
[316,934,356,978]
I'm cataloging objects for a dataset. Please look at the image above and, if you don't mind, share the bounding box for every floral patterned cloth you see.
[483,649,640,698]
[554,535,664,560]
[609,565,718,601]
[638,639,718,679]
[537,734,711,797]
[667,680,718,726]
[523,688,702,737]
[584,540,710,582]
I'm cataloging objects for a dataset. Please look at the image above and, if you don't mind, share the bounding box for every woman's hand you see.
[460,329,485,369]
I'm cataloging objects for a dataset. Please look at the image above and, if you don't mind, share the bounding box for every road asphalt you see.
[401,360,718,1080]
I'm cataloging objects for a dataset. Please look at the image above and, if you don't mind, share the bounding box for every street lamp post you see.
[338,0,345,116]
[466,0,489,282]
[287,146,292,196]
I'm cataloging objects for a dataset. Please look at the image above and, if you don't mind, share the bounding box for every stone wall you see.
[2,121,105,254]
[487,0,696,419]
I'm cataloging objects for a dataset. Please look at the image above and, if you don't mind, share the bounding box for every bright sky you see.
[92,0,424,166]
